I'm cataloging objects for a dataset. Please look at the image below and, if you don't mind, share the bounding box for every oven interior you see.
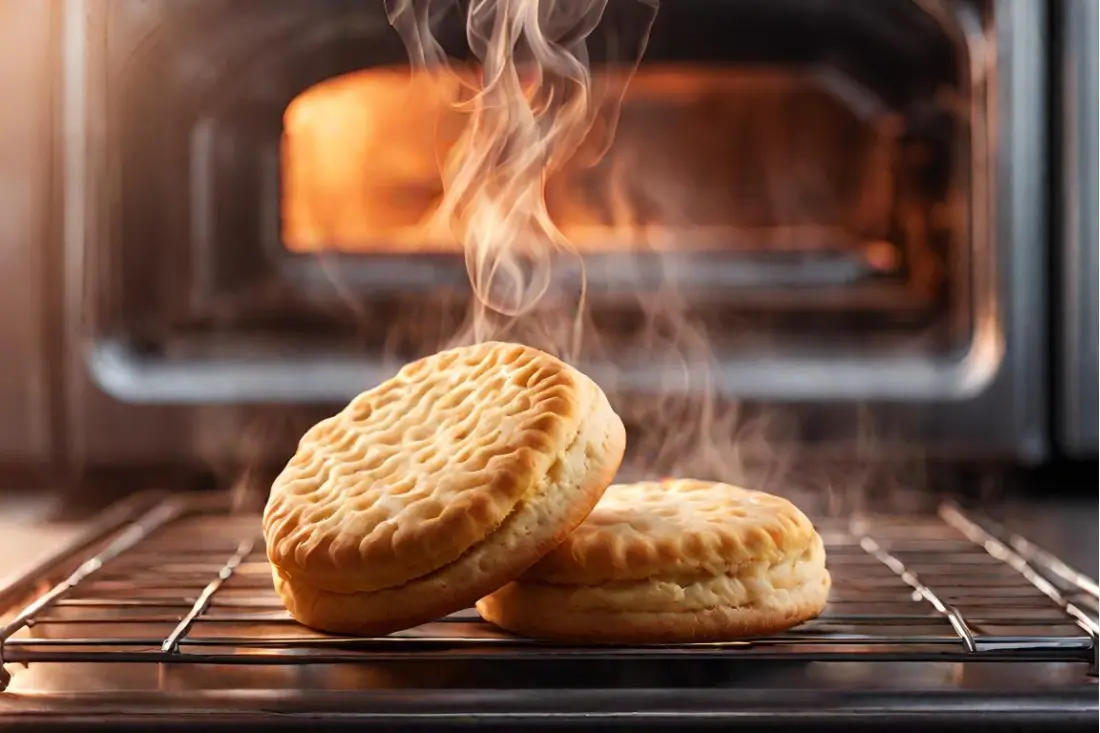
[92,0,974,389]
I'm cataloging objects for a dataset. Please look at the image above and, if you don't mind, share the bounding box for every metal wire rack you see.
[1,492,1097,692]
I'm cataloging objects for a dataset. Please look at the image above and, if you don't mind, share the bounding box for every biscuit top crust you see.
[263,341,597,594]
[521,479,820,585]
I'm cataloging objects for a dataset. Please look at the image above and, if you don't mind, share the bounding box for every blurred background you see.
[0,0,1094,495]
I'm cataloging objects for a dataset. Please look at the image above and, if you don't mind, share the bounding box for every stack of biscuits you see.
[263,342,830,642]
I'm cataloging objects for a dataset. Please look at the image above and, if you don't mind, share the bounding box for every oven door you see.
[63,0,1050,467]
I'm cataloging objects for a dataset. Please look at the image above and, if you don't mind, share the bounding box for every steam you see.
[386,0,656,336]
[382,0,792,494]
[377,0,917,513]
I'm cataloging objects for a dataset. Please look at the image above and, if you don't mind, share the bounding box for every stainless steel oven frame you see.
[1055,0,1098,459]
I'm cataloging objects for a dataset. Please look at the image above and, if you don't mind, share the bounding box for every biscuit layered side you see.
[263,341,625,635]
[477,479,831,643]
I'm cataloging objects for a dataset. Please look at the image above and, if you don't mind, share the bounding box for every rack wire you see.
[1,493,1097,691]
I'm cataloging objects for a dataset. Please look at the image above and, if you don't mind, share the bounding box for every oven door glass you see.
[87,0,978,404]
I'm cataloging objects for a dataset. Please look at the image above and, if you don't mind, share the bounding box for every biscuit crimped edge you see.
[273,376,625,635]
[476,480,831,644]
[521,479,823,585]
[263,341,611,596]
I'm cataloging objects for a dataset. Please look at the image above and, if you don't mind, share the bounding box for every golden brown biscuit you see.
[477,479,830,643]
[263,341,625,635]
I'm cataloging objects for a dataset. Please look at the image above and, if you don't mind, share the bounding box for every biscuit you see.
[263,341,625,635]
[477,479,830,643]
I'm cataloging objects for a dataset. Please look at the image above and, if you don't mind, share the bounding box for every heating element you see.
[1,492,1096,692]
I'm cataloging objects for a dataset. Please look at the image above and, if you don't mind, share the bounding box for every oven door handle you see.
[86,336,1000,405]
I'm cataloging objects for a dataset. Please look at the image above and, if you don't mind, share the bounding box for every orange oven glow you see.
[280,64,902,261]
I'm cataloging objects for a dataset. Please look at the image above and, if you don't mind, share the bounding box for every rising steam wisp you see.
[384,0,794,492]
[382,0,872,510]
[386,0,657,351]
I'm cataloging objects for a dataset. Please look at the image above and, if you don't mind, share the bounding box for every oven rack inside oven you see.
[1,492,1097,691]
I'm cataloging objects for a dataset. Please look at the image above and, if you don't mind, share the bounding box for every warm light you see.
[281,64,898,256]
[281,66,460,252]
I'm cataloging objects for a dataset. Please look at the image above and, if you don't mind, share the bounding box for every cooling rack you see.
[1,491,1097,691]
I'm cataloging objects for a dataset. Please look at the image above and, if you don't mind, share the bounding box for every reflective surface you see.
[1,490,1095,728]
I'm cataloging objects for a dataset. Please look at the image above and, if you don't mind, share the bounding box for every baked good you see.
[263,341,626,635]
[477,479,830,643]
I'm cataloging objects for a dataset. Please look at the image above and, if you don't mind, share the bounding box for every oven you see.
[0,0,1097,730]
[38,0,1059,474]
